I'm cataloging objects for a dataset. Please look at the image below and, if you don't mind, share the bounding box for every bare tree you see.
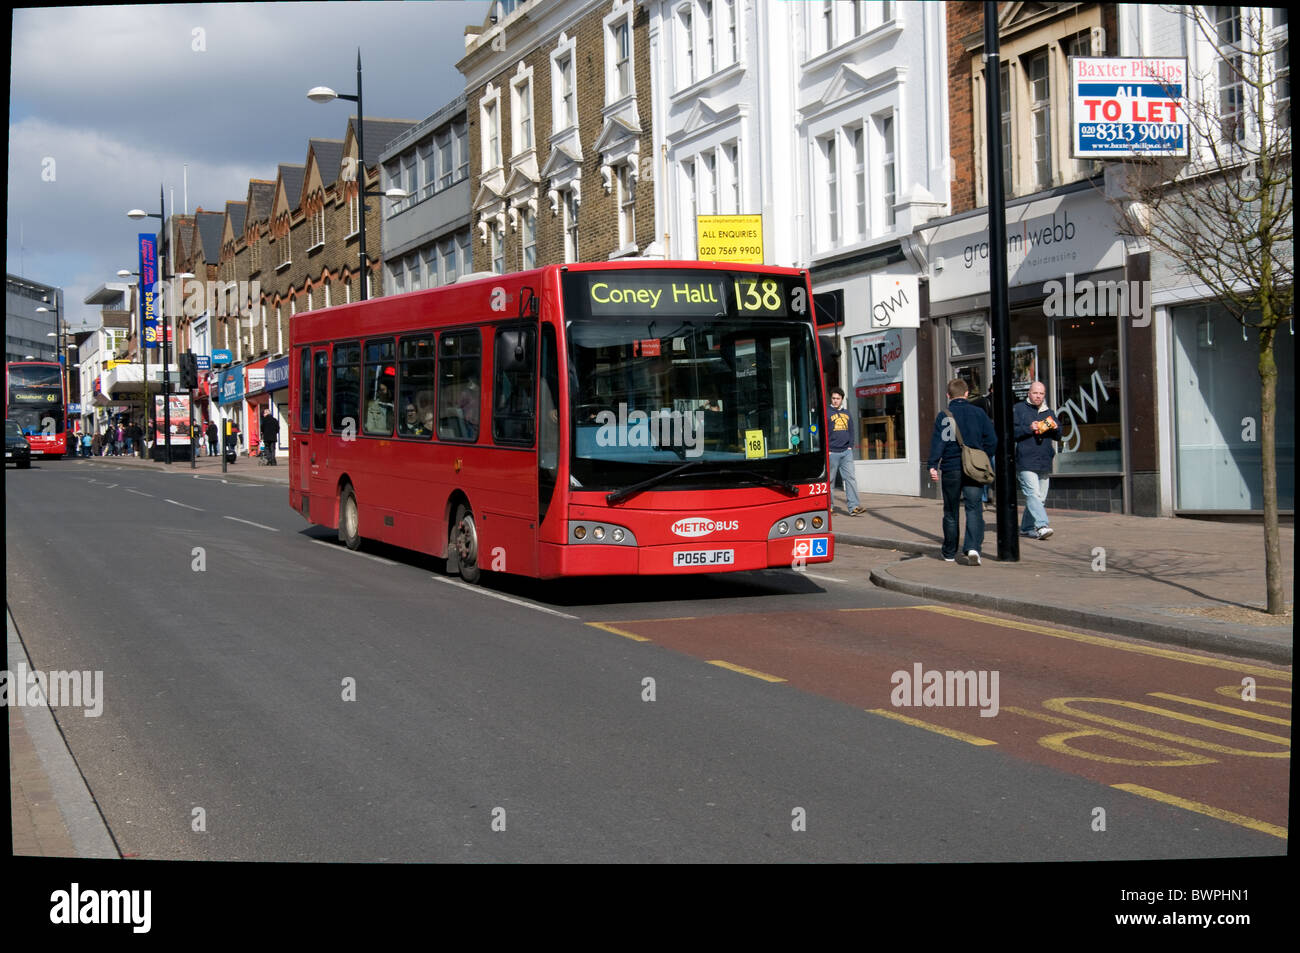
[1110,5,1291,615]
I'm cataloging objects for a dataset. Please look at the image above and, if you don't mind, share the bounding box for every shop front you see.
[910,182,1145,513]
[216,365,245,452]
[243,359,269,456]
[265,356,290,458]
[811,254,922,497]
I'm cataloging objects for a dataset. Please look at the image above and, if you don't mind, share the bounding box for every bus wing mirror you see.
[518,286,539,321]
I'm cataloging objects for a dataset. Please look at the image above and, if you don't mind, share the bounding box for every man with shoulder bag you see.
[927,379,997,565]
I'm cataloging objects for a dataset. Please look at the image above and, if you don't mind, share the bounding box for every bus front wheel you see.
[339,485,361,551]
[450,504,481,584]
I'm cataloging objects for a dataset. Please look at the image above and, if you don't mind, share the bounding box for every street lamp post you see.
[309,52,410,302]
[128,186,175,463]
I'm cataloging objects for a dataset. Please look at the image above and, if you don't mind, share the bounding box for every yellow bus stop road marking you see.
[913,606,1292,681]
[1113,783,1288,841]
[708,660,786,683]
[586,622,652,642]
[1148,692,1292,725]
[866,709,998,746]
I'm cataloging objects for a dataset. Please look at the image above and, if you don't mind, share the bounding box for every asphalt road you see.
[5,457,1289,862]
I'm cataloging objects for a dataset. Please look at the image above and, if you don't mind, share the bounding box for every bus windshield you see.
[562,270,825,490]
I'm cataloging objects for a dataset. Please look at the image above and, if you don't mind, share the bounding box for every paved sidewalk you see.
[833,492,1294,663]
[70,447,290,485]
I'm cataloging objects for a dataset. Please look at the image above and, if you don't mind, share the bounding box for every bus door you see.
[482,323,540,576]
[302,347,330,519]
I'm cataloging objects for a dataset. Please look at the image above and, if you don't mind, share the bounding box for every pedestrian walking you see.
[1013,380,1061,540]
[207,420,218,457]
[260,410,280,465]
[967,384,995,509]
[827,387,864,516]
[927,378,997,565]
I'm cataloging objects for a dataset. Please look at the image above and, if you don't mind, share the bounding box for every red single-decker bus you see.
[289,261,833,582]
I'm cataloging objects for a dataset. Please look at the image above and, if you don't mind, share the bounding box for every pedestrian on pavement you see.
[927,378,997,565]
[1013,380,1061,540]
[81,431,92,457]
[967,383,996,510]
[261,411,280,465]
[116,423,125,456]
[827,386,864,516]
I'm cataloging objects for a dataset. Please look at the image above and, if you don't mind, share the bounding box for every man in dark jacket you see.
[927,378,998,565]
[1013,380,1061,539]
[261,411,280,465]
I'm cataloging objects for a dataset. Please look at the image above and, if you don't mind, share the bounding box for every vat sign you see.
[1071,57,1188,157]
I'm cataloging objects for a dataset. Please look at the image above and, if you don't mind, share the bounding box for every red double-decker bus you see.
[289,261,833,582]
[6,361,68,458]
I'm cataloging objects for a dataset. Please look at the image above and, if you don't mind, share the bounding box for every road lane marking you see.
[913,605,1292,681]
[428,574,578,619]
[224,516,279,532]
[866,709,998,746]
[1004,706,1214,766]
[1214,683,1291,708]
[587,622,651,642]
[312,539,398,564]
[707,660,785,682]
[104,483,118,489]
[1148,692,1292,725]
[839,606,929,612]
[165,499,203,511]
[124,489,154,498]
[1042,697,1290,758]
[804,572,850,583]
[1113,783,1288,841]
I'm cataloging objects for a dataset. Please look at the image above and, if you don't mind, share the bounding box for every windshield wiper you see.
[604,462,801,505]
[606,460,706,505]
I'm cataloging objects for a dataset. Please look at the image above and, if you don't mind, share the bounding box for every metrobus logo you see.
[670,517,739,537]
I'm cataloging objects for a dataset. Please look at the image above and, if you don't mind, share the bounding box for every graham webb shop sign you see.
[920,188,1125,303]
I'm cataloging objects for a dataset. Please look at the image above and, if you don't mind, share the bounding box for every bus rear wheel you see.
[450,503,481,584]
[339,485,361,550]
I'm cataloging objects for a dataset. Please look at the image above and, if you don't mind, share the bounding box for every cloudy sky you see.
[8,2,491,328]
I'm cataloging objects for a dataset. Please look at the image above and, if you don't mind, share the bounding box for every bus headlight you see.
[593,526,605,540]
[612,528,625,542]
[795,518,806,532]
[777,521,789,535]
[574,525,587,540]
[812,516,824,530]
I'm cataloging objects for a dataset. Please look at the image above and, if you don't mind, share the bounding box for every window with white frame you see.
[1028,50,1052,189]
[277,301,284,353]
[1274,8,1290,127]
[348,190,360,236]
[821,134,839,245]
[617,164,636,248]
[324,279,331,308]
[678,5,694,87]
[562,189,579,262]
[852,126,867,238]
[722,0,738,66]
[1216,6,1245,142]
[441,238,457,284]
[700,0,716,76]
[277,227,291,267]
[999,63,1012,194]
[683,159,698,241]
[609,17,632,101]
[307,287,313,311]
[554,50,577,130]
[391,260,405,294]
[491,223,505,274]
[250,233,261,272]
[703,150,718,214]
[819,1,835,54]
[482,96,502,170]
[878,113,896,229]
[312,204,325,247]
[513,74,534,152]
[522,206,537,269]
[724,141,740,213]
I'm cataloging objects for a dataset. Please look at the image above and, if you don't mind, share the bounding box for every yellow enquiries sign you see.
[697,215,764,264]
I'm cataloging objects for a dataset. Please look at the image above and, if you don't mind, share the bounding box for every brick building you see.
[457,0,657,273]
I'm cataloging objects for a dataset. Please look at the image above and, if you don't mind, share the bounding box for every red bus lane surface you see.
[589,605,1290,839]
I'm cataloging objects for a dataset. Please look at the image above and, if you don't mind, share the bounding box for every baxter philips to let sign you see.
[1070,57,1188,157]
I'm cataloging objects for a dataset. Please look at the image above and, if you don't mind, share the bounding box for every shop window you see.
[1172,304,1295,510]
[948,314,988,397]
[1053,315,1122,473]
[1008,309,1049,401]
[850,329,908,460]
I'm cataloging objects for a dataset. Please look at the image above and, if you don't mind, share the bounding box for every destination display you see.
[578,271,795,318]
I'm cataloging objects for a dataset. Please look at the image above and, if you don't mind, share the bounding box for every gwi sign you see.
[1071,57,1188,157]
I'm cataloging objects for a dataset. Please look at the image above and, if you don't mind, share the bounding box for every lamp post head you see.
[307,86,338,104]
[126,208,151,220]
[117,270,134,277]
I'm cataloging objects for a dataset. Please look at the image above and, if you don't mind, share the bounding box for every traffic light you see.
[179,352,198,390]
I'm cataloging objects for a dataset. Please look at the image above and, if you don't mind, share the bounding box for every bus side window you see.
[313,351,329,432]
[332,343,361,433]
[398,335,435,438]
[299,348,312,431]
[438,329,481,442]
[492,326,536,446]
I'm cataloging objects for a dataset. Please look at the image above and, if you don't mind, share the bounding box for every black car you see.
[6,419,32,468]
